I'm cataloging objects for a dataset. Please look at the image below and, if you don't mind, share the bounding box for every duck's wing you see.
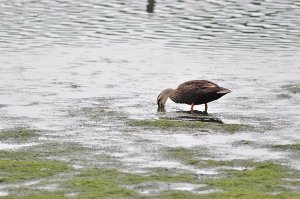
[177,80,221,94]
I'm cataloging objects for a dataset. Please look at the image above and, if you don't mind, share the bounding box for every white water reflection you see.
[0,142,39,150]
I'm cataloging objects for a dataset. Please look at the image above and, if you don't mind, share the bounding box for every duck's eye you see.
[199,85,207,89]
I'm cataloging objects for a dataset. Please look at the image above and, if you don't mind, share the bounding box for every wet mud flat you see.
[1,95,300,199]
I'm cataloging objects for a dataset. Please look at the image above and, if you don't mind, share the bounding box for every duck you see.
[157,80,231,113]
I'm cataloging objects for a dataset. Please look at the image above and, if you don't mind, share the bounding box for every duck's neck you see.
[157,88,176,108]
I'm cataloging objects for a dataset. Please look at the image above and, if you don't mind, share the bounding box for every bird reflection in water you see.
[147,0,155,13]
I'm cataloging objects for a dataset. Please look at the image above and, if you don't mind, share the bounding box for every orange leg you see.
[205,103,208,112]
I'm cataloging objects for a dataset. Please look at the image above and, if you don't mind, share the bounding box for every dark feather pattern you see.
[157,80,231,112]
[171,80,230,105]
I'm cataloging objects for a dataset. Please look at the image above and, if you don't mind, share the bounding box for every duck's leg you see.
[191,103,195,114]
[205,103,208,112]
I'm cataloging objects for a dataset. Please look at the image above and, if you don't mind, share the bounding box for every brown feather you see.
[171,80,231,105]
[157,80,231,108]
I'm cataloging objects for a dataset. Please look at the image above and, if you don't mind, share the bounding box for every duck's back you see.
[172,80,228,105]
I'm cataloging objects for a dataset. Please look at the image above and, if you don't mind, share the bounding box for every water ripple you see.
[0,0,299,51]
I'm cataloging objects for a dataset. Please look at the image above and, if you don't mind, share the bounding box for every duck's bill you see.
[216,88,232,94]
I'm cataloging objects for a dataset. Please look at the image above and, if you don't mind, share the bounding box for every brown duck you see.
[157,80,231,113]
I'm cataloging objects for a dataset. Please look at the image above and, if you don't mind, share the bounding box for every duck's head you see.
[157,88,175,109]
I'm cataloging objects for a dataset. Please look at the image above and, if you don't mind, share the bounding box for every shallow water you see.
[0,0,300,196]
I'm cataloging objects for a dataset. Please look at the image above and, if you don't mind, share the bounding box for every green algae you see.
[222,124,244,132]
[206,162,300,199]
[207,191,300,199]
[0,150,36,160]
[164,146,300,198]
[271,144,300,151]
[281,84,300,94]
[232,140,255,147]
[165,147,209,166]
[69,106,127,121]
[155,191,208,199]
[1,126,299,199]
[165,147,259,168]
[73,167,199,186]
[1,192,71,199]
[2,154,300,199]
[24,142,93,157]
[276,93,292,99]
[0,128,39,142]
[71,178,138,199]
[69,169,139,199]
[127,119,248,133]
[128,119,207,128]
[0,149,70,197]
[0,159,70,183]
[68,168,201,199]
[0,142,92,161]
[1,167,199,199]
[144,169,199,184]
[207,162,284,190]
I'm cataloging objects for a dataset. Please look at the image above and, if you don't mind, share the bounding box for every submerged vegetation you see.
[270,144,300,151]
[69,168,201,199]
[164,147,300,198]
[281,84,300,94]
[0,119,299,199]
[0,128,39,142]
[127,119,249,133]
[0,158,70,183]
[2,150,299,199]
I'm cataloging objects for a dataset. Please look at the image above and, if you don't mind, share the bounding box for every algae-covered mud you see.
[0,0,300,198]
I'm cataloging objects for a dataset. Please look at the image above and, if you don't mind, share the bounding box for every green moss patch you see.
[281,84,300,94]
[164,146,300,198]
[0,142,92,161]
[168,148,300,197]
[128,119,207,128]
[270,144,300,151]
[69,170,139,199]
[0,150,36,160]
[73,167,199,186]
[0,128,39,142]
[23,142,122,168]
[24,142,93,157]
[69,106,127,121]
[0,148,71,198]
[206,162,300,199]
[165,147,209,166]
[232,140,255,147]
[207,162,283,191]
[0,159,69,183]
[127,119,249,133]
[276,94,292,99]
[0,149,70,193]
[153,191,208,199]
[165,147,259,168]
[1,192,69,199]
[68,168,200,199]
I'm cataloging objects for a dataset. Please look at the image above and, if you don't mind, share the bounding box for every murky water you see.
[0,0,300,193]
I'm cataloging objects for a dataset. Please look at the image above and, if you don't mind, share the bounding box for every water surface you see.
[0,0,300,196]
